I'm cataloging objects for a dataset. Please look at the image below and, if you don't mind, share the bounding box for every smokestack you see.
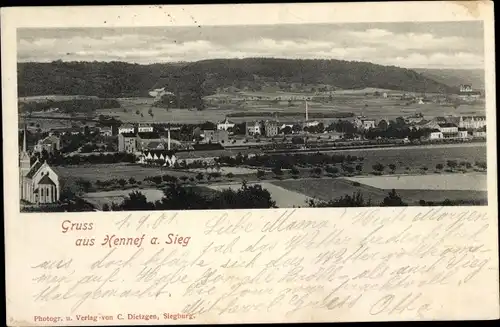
[305,100,309,122]
[167,128,171,151]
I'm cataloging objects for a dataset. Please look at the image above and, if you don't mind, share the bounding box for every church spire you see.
[23,119,27,153]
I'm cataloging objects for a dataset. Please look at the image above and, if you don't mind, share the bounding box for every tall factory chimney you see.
[305,100,309,122]
[167,128,171,151]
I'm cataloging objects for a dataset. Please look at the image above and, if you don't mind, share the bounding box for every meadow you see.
[324,143,486,174]
[93,92,486,124]
[273,173,488,206]
[54,163,196,182]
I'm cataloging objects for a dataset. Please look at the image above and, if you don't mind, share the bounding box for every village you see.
[19,90,487,210]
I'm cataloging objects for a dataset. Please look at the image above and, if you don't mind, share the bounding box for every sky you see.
[17,21,484,69]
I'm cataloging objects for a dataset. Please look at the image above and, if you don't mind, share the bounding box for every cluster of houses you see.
[413,115,487,140]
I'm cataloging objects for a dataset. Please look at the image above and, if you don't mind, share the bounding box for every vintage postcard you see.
[2,2,499,325]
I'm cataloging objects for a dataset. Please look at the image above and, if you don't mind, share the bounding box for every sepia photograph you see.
[17,21,488,212]
[4,3,498,326]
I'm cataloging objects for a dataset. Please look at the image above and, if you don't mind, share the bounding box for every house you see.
[438,123,459,134]
[458,127,468,139]
[19,128,60,204]
[118,124,135,134]
[138,124,154,133]
[472,126,487,138]
[246,121,262,136]
[99,126,113,137]
[264,120,279,137]
[354,116,376,130]
[118,132,138,153]
[217,118,235,131]
[34,135,61,155]
[459,116,487,130]
[202,129,229,144]
[427,129,444,140]
[305,120,320,128]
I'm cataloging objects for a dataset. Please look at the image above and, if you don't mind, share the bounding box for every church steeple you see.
[20,118,31,176]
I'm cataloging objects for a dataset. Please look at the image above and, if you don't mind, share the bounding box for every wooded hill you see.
[18,58,457,99]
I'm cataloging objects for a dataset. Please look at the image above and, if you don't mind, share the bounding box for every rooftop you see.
[120,132,136,138]
[26,161,43,179]
[38,174,56,185]
[438,123,458,128]
[138,132,161,139]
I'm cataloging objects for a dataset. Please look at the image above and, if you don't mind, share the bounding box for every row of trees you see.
[216,152,364,169]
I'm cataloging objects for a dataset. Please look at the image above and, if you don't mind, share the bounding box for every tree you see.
[102,203,110,211]
[257,170,266,179]
[118,179,127,187]
[312,167,322,175]
[226,172,235,179]
[388,164,396,173]
[447,160,458,170]
[355,164,363,173]
[119,191,155,211]
[372,163,385,173]
[195,172,204,181]
[377,120,389,130]
[436,163,444,170]
[128,177,136,184]
[380,189,407,206]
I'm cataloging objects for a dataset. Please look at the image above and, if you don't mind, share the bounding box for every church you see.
[19,127,61,205]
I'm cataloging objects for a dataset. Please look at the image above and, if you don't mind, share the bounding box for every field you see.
[273,173,488,206]
[343,173,487,191]
[324,143,486,174]
[208,182,313,208]
[54,163,196,182]
[93,92,486,124]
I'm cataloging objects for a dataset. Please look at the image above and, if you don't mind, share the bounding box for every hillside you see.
[18,58,457,99]
[413,68,484,90]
